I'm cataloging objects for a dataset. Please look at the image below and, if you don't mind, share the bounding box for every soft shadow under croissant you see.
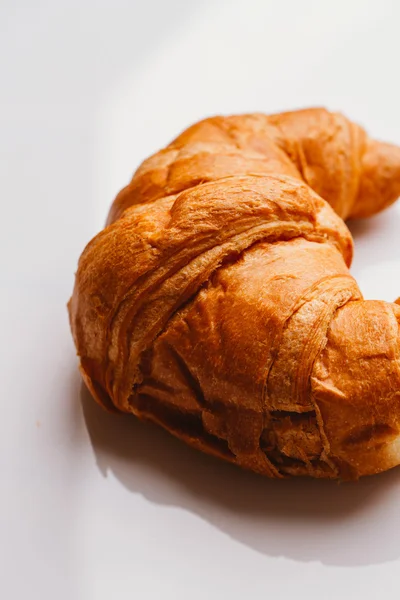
[69,108,400,480]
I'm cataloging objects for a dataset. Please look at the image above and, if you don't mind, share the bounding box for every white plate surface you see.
[3,1,400,598]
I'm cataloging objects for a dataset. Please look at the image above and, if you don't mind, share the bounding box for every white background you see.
[2,1,400,598]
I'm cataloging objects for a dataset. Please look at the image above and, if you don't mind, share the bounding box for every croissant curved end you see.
[351,140,400,219]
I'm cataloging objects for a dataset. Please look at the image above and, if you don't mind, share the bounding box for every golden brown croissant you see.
[69,108,400,480]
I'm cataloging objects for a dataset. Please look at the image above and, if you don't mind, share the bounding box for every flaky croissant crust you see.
[69,108,400,479]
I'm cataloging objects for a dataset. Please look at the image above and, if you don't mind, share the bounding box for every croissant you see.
[69,108,400,480]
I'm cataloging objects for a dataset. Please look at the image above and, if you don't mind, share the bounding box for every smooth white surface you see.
[2,1,400,598]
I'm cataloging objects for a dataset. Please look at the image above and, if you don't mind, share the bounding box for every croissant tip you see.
[351,139,400,219]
